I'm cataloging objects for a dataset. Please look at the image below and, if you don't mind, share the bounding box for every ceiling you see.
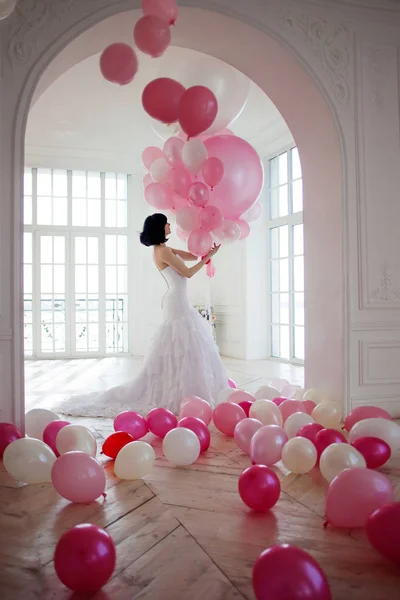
[25,46,291,174]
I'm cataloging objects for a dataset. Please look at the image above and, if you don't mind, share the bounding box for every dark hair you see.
[140,213,168,246]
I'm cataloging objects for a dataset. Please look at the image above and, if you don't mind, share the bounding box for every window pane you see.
[88,172,101,198]
[106,266,117,293]
[88,266,99,293]
[53,197,68,226]
[270,228,279,259]
[24,169,33,195]
[271,325,279,357]
[294,292,304,326]
[72,171,86,197]
[293,224,303,256]
[280,325,290,359]
[41,265,53,293]
[279,185,288,217]
[294,256,304,292]
[24,195,32,225]
[279,258,289,292]
[106,235,117,264]
[87,198,101,227]
[40,236,53,263]
[105,173,117,199]
[118,236,128,264]
[24,232,32,264]
[279,225,288,258]
[54,324,66,352]
[75,266,87,293]
[75,237,86,264]
[292,179,303,213]
[291,147,302,180]
[278,152,288,184]
[37,169,52,195]
[270,260,279,293]
[53,237,65,264]
[279,293,289,325]
[105,200,117,227]
[269,188,279,220]
[117,200,127,228]
[271,293,279,324]
[118,266,128,293]
[24,265,32,294]
[294,326,304,360]
[72,198,87,226]
[87,237,99,264]
[53,266,65,294]
[117,174,128,199]
[37,196,52,225]
[269,157,278,187]
[53,170,67,196]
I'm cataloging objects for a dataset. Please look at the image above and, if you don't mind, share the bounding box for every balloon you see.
[167,166,192,198]
[54,524,116,593]
[301,399,317,415]
[150,157,171,183]
[314,428,347,459]
[163,427,200,465]
[0,422,22,459]
[303,388,330,404]
[43,420,70,457]
[228,378,237,389]
[237,219,250,240]
[229,390,255,404]
[202,157,224,188]
[271,397,286,407]
[133,15,171,58]
[348,418,400,452]
[99,43,138,85]
[176,206,200,232]
[351,436,391,469]
[56,425,97,457]
[102,432,134,459]
[170,193,189,214]
[142,78,186,123]
[253,544,332,600]
[254,385,281,400]
[145,182,174,210]
[279,400,306,423]
[344,405,392,432]
[325,468,394,528]
[179,86,218,138]
[188,182,209,208]
[242,201,262,222]
[3,438,56,484]
[311,402,343,428]
[142,146,164,171]
[51,452,106,502]
[206,260,216,278]
[114,411,149,439]
[282,384,303,399]
[250,425,288,466]
[239,465,280,512]
[0,0,17,21]
[269,378,289,392]
[282,437,317,474]
[199,205,223,231]
[151,119,181,141]
[114,441,155,479]
[367,503,400,566]
[175,225,189,241]
[204,135,264,220]
[234,418,263,454]
[320,443,366,483]
[163,136,184,166]
[147,407,177,438]
[143,173,153,188]
[182,140,208,174]
[25,408,59,440]
[297,422,324,445]
[249,400,283,427]
[284,412,314,439]
[178,417,210,453]
[213,403,246,436]
[213,220,241,244]
[238,401,253,417]
[179,396,212,425]
[187,229,212,257]
[142,0,178,25]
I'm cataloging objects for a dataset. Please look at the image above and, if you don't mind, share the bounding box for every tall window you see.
[23,168,130,358]
[268,147,304,362]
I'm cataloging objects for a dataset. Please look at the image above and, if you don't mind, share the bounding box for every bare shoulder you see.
[157,245,172,257]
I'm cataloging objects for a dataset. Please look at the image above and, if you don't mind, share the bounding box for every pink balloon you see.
[237,219,251,240]
[351,437,391,469]
[253,545,332,600]
[202,157,224,188]
[146,408,177,438]
[0,422,23,459]
[188,230,212,257]
[54,524,116,593]
[279,399,306,423]
[176,226,189,241]
[239,465,280,512]
[325,468,394,528]
[204,135,264,220]
[228,378,237,389]
[143,173,153,188]
[301,399,317,415]
[188,182,209,208]
[176,206,200,232]
[314,428,347,459]
[145,182,174,209]
[213,403,246,436]
[344,406,392,432]
[167,166,192,197]
[178,417,210,453]
[43,420,70,457]
[297,422,324,445]
[199,205,223,231]
[142,78,186,124]
[234,418,263,454]
[180,396,212,425]
[179,86,218,138]
[170,194,189,213]
[113,411,148,440]
[163,137,184,166]
[229,390,256,404]
[250,425,288,466]
[206,260,216,278]
[100,43,138,85]
[142,146,164,171]
[51,451,106,503]
[272,397,286,407]
[238,401,253,418]
[142,0,178,25]
[367,503,400,566]
[133,15,171,58]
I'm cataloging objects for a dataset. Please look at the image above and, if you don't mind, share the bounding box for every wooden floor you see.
[0,358,399,599]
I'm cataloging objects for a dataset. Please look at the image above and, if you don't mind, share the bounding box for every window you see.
[23,168,130,358]
[268,147,304,362]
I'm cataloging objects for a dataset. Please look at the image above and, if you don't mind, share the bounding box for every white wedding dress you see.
[53,257,229,417]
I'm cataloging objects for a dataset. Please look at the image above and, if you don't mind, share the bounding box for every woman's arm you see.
[171,248,198,262]
[158,246,219,279]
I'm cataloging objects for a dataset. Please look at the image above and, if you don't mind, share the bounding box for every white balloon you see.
[150,157,171,183]
[114,441,155,480]
[282,437,317,474]
[319,443,366,483]
[0,0,17,21]
[56,425,97,457]
[254,386,281,401]
[281,384,302,399]
[242,202,263,223]
[150,118,180,141]
[3,438,56,484]
[303,388,331,404]
[163,428,200,466]
[25,408,60,440]
[217,388,234,405]
[268,378,289,392]
[249,400,283,427]
[348,418,400,452]
[293,387,306,400]
[182,139,208,174]
[311,402,343,428]
[284,412,314,439]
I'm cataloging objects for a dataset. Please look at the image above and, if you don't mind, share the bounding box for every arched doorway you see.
[1,3,345,428]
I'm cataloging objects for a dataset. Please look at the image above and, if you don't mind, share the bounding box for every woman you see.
[54,213,229,417]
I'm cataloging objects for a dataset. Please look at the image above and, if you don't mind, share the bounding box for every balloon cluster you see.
[99,0,178,85]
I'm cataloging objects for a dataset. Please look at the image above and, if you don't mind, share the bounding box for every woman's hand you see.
[206,244,221,259]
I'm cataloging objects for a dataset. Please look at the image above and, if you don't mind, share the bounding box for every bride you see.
[54,213,229,417]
